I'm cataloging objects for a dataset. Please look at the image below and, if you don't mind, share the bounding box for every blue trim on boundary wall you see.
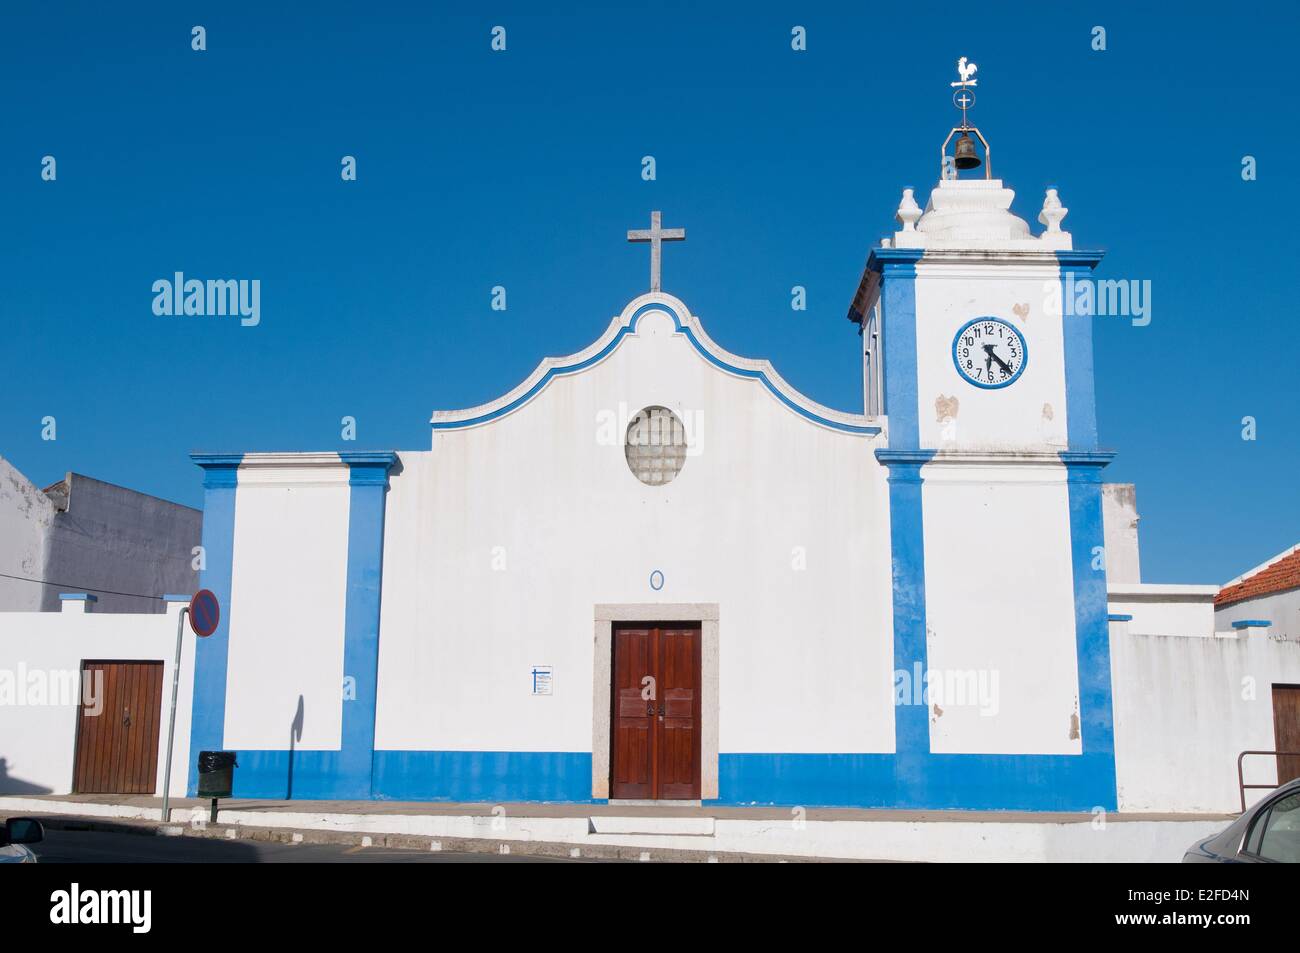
[869,248,924,449]
[432,302,880,436]
[1057,251,1105,451]
[186,453,242,796]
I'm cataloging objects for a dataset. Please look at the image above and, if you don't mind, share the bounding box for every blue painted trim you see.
[58,593,98,602]
[339,450,399,479]
[1059,450,1117,468]
[1061,451,1117,793]
[1107,614,1133,622]
[1231,619,1271,629]
[163,593,192,602]
[1056,251,1105,451]
[716,752,1118,810]
[431,303,880,436]
[186,452,243,795]
[951,317,1028,390]
[336,454,395,798]
[212,748,1118,809]
[212,750,594,802]
[875,448,934,754]
[373,751,594,802]
[869,248,924,450]
[189,453,244,483]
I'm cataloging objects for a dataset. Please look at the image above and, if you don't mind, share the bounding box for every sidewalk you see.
[0,794,1233,863]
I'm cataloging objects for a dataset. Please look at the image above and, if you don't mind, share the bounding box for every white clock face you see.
[952,317,1027,389]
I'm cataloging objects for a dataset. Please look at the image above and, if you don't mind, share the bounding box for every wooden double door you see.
[611,623,701,799]
[72,660,164,794]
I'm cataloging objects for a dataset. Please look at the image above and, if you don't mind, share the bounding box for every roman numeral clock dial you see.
[951,317,1027,389]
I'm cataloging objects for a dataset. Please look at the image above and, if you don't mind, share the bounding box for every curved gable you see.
[429,293,878,437]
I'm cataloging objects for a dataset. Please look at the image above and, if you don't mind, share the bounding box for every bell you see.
[953,133,981,170]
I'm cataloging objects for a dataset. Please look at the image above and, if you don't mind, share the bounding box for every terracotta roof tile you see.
[1216,548,1300,607]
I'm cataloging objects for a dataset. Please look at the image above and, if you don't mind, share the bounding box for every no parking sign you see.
[188,589,220,637]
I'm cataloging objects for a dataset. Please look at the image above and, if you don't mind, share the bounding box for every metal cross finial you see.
[627,210,685,293]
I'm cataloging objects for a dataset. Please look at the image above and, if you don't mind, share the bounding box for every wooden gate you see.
[72,660,164,794]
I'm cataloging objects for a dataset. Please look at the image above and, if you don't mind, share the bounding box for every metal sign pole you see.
[160,605,189,823]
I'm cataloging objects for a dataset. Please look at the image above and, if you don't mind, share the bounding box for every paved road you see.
[33,828,572,863]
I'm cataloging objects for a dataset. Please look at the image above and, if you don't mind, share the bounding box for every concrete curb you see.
[8,811,825,863]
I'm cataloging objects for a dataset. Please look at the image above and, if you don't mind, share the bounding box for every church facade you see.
[184,158,1137,811]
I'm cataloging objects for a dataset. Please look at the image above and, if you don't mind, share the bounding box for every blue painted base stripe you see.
[374,751,594,802]
[220,750,595,802]
[717,753,1117,811]
[212,749,1115,810]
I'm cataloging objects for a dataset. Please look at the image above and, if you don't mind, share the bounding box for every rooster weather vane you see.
[941,56,990,180]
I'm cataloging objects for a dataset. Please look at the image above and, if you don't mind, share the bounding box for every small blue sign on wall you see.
[531,666,553,695]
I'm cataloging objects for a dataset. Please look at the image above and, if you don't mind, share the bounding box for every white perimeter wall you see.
[0,601,194,796]
[375,308,896,756]
[223,458,351,750]
[1111,620,1300,812]
[922,460,1081,753]
[1108,584,1217,638]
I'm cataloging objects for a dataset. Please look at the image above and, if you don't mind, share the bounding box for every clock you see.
[951,317,1028,389]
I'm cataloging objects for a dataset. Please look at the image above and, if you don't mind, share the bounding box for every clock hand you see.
[982,344,1013,375]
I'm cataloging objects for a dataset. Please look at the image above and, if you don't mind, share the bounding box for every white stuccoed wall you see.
[374,300,897,758]
[923,458,1080,753]
[1100,483,1141,584]
[1108,583,1218,637]
[1109,619,1300,812]
[1216,589,1300,643]
[0,455,55,611]
[223,457,351,750]
[0,599,194,796]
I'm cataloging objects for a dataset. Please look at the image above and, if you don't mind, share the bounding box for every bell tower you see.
[847,59,1118,810]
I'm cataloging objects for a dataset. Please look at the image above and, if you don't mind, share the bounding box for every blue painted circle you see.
[649,570,665,591]
[951,317,1028,390]
[189,589,221,637]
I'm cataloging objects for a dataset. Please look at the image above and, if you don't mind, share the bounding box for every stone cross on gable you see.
[627,210,685,293]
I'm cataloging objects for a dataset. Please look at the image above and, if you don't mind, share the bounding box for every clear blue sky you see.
[2,2,1296,584]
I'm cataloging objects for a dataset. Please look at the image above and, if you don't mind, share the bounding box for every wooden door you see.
[611,624,701,799]
[1273,684,1300,785]
[72,661,164,794]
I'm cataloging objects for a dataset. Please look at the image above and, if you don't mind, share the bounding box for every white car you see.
[0,817,45,863]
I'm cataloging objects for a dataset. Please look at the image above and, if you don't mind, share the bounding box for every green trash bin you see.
[197,750,237,799]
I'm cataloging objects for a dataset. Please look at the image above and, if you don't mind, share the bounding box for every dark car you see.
[0,817,45,864]
[1183,778,1300,862]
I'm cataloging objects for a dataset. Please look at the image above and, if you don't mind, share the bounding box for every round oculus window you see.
[624,406,687,486]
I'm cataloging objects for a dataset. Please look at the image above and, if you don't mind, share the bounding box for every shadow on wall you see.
[0,757,54,795]
[286,695,304,799]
